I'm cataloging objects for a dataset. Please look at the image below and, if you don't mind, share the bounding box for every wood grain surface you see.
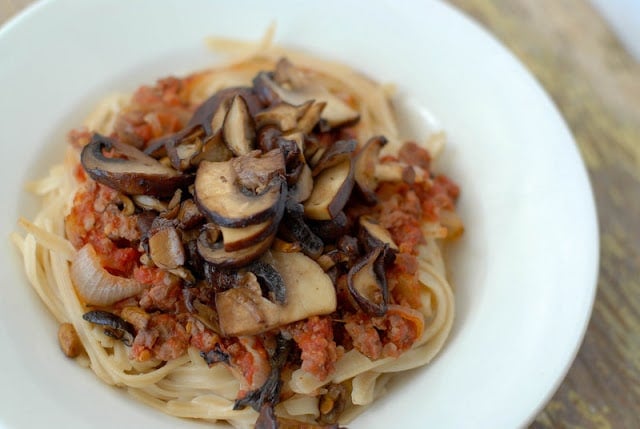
[2,1,639,428]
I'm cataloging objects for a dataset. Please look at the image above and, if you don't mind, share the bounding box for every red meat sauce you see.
[64,75,460,394]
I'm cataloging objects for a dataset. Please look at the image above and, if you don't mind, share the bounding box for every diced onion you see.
[70,243,146,306]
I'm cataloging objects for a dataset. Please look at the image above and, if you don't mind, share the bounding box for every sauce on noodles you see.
[14,40,462,429]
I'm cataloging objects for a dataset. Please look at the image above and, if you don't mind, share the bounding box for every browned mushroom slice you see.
[295,101,326,134]
[170,131,204,170]
[288,164,313,203]
[190,131,234,165]
[257,128,305,184]
[254,100,313,133]
[81,133,191,198]
[347,245,390,316]
[303,159,354,220]
[310,139,356,176]
[252,64,359,129]
[209,96,232,135]
[308,211,351,243]
[258,134,306,185]
[257,126,283,152]
[191,87,262,134]
[194,149,286,227]
[145,87,261,166]
[252,72,281,106]
[316,248,350,271]
[273,57,308,87]
[278,200,324,259]
[82,310,135,346]
[148,226,186,269]
[215,251,337,337]
[220,219,278,252]
[358,215,398,252]
[232,149,286,194]
[177,199,206,230]
[353,135,387,204]
[223,94,256,156]
[197,228,275,268]
[246,260,287,305]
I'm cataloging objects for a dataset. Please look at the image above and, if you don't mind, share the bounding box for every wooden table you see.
[2,1,638,427]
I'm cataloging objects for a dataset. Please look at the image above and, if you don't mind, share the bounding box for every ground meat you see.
[138,281,181,312]
[375,183,424,255]
[383,312,418,357]
[343,313,383,360]
[134,266,182,311]
[387,253,422,309]
[416,174,460,222]
[65,181,141,275]
[131,313,189,362]
[113,76,195,147]
[189,323,220,353]
[398,141,431,170]
[343,307,422,360]
[290,316,338,381]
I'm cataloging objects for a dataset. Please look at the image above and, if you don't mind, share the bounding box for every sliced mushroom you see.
[148,226,185,269]
[288,164,313,203]
[252,61,359,129]
[177,199,206,230]
[189,87,262,135]
[358,216,398,252]
[295,100,326,134]
[215,251,337,336]
[347,245,390,316]
[81,133,191,198]
[316,249,350,271]
[132,194,168,212]
[169,130,206,171]
[195,149,286,227]
[220,219,278,252]
[223,94,256,156]
[303,159,354,220]
[353,135,387,204]
[338,235,362,265]
[252,71,281,106]
[254,100,313,133]
[82,310,135,346]
[308,211,351,243]
[257,126,283,152]
[145,87,261,168]
[310,139,357,176]
[197,228,275,268]
[190,131,234,165]
[246,260,287,305]
[278,200,324,259]
[273,57,308,87]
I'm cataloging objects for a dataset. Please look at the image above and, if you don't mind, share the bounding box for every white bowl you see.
[0,1,598,428]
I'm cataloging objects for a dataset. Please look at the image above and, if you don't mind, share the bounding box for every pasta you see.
[13,33,462,429]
